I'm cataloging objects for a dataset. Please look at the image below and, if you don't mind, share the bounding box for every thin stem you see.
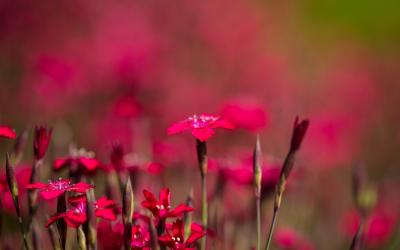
[265,208,278,250]
[256,196,261,250]
[350,221,364,250]
[201,174,208,250]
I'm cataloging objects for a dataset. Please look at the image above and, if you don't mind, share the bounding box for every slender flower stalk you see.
[196,139,208,250]
[350,221,364,250]
[47,220,62,250]
[265,117,309,250]
[5,153,29,250]
[149,214,159,250]
[123,178,134,250]
[253,136,262,250]
[57,193,67,249]
[78,225,88,250]
[183,188,194,240]
[85,188,97,250]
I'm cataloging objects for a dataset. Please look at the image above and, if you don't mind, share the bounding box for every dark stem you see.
[350,221,364,250]
[196,139,208,250]
[57,193,67,250]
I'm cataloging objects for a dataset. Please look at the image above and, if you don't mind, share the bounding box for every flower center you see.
[189,115,218,129]
[48,178,72,191]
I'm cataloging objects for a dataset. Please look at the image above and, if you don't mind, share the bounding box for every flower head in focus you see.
[0,126,16,139]
[141,188,193,220]
[159,219,205,249]
[26,178,94,200]
[34,125,52,160]
[167,114,234,142]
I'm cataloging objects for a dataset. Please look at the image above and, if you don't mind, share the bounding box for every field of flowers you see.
[0,0,400,249]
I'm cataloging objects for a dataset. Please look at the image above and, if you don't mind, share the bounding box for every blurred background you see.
[0,0,399,249]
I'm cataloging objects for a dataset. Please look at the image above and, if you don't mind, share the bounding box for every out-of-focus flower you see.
[26,178,94,200]
[131,225,151,250]
[141,188,193,220]
[54,156,102,174]
[342,209,397,247]
[0,165,31,213]
[34,126,52,160]
[220,100,268,131]
[98,220,124,250]
[46,195,116,228]
[0,126,16,139]
[113,96,141,119]
[274,227,315,250]
[167,114,234,142]
[159,219,205,249]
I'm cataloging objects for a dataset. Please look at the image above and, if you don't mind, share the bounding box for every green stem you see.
[265,208,278,250]
[201,174,207,250]
[256,196,261,250]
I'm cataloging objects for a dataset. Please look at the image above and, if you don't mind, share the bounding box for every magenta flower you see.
[141,188,193,220]
[54,156,102,173]
[274,227,315,250]
[34,125,52,160]
[159,219,205,250]
[0,126,16,139]
[45,195,116,228]
[167,114,234,142]
[26,178,94,200]
[131,225,151,250]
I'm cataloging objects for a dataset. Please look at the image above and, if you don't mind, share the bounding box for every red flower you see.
[45,195,116,228]
[131,225,151,250]
[167,114,234,142]
[110,143,125,171]
[54,156,101,174]
[159,219,205,250]
[0,126,16,139]
[34,126,52,160]
[141,188,193,220]
[26,178,94,200]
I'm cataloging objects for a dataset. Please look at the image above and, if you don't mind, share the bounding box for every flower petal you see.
[166,204,194,218]
[45,213,67,228]
[79,157,101,171]
[159,188,170,208]
[95,208,116,221]
[167,121,191,135]
[143,189,157,203]
[26,182,47,189]
[64,212,86,227]
[0,126,16,139]
[192,128,215,141]
[41,189,64,200]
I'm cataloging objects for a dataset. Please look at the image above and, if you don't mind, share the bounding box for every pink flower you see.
[0,126,16,139]
[343,209,397,247]
[54,156,102,174]
[26,178,94,200]
[34,125,52,160]
[220,100,268,131]
[45,195,116,228]
[167,114,234,142]
[274,227,315,250]
[113,96,141,119]
[141,188,193,220]
[131,225,151,250]
[159,219,205,249]
[98,220,124,249]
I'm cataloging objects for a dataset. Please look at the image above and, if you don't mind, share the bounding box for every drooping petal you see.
[64,212,86,227]
[191,128,215,142]
[95,208,116,221]
[167,204,194,218]
[26,182,48,189]
[186,230,205,244]
[167,121,191,135]
[41,189,65,200]
[0,126,16,139]
[45,213,67,228]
